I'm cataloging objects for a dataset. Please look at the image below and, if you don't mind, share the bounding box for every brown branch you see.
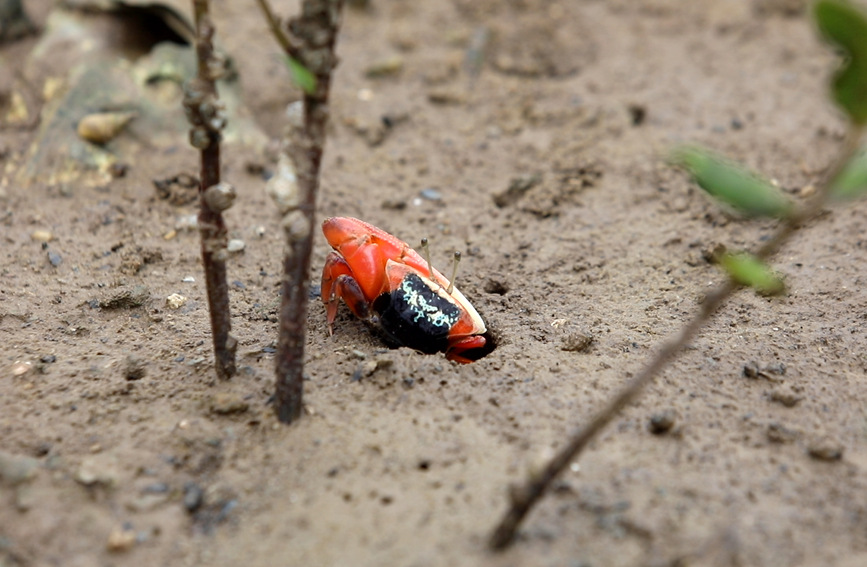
[183,0,237,380]
[489,125,865,550]
[263,0,345,423]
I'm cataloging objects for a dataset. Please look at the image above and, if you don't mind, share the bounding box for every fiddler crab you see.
[321,217,492,363]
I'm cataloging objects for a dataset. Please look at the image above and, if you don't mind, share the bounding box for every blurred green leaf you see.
[672,146,793,218]
[285,56,317,95]
[815,0,867,124]
[720,252,785,296]
[830,147,867,200]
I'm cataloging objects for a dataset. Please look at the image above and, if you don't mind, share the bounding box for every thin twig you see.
[489,124,864,550]
[262,0,345,423]
[254,0,293,55]
[184,0,237,380]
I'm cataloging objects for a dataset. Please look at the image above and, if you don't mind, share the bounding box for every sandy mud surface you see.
[3,1,867,566]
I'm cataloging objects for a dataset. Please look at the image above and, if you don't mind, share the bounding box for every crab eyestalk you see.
[420,237,435,280]
[447,251,461,295]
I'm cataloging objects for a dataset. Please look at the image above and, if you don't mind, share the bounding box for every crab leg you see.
[321,252,370,332]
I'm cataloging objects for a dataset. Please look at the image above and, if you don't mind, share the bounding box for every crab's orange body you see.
[321,217,488,363]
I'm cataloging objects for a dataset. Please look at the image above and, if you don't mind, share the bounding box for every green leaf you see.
[720,252,785,296]
[830,147,867,200]
[672,146,793,218]
[285,56,317,95]
[814,0,867,124]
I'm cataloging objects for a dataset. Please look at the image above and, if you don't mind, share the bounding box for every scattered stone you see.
[352,357,395,382]
[768,386,804,408]
[75,454,120,487]
[126,493,169,512]
[97,285,150,310]
[648,410,676,434]
[182,276,196,283]
[766,422,799,444]
[166,293,187,310]
[30,229,53,243]
[142,482,170,494]
[742,361,786,382]
[47,250,62,267]
[561,332,593,353]
[15,483,37,511]
[106,524,137,552]
[227,239,245,253]
[209,393,249,415]
[364,55,404,78]
[10,360,32,376]
[40,354,56,364]
[381,199,407,210]
[419,187,442,201]
[183,482,204,513]
[124,356,146,381]
[0,449,39,485]
[175,214,199,231]
[808,437,844,462]
[493,174,541,208]
[427,87,466,105]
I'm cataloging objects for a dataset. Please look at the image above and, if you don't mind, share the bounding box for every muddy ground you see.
[3,0,867,566]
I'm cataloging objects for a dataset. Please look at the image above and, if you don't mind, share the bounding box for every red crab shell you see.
[321,217,489,363]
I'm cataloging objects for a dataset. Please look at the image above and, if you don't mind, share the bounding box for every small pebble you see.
[47,251,62,267]
[365,55,404,78]
[768,387,803,408]
[381,199,407,210]
[420,187,442,201]
[183,482,204,513]
[166,294,188,309]
[142,482,170,494]
[648,410,676,434]
[0,449,39,485]
[175,215,198,231]
[75,454,120,487]
[209,392,249,415]
[808,437,844,462]
[31,230,53,243]
[560,333,593,353]
[15,484,37,511]
[427,88,466,105]
[182,276,196,283]
[126,493,169,512]
[10,361,32,376]
[106,524,137,552]
[766,422,799,444]
[227,239,245,253]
